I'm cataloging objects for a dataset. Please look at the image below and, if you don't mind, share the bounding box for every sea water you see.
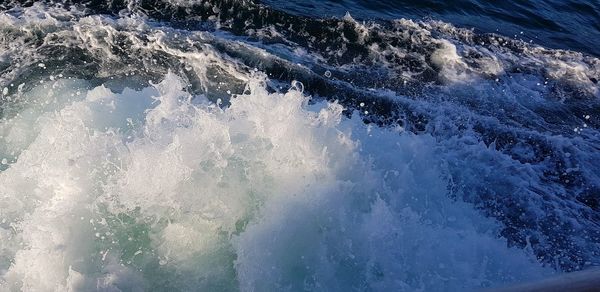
[0,1,599,291]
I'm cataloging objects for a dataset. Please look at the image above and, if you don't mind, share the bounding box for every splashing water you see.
[0,72,552,290]
[1,0,599,291]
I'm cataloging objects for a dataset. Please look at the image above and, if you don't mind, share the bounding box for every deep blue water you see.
[265,0,600,57]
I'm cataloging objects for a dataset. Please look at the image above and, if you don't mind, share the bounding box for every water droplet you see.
[291,81,304,93]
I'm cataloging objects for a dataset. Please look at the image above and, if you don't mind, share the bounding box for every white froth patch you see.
[430,40,473,83]
[430,39,505,83]
[546,59,599,96]
[0,74,551,291]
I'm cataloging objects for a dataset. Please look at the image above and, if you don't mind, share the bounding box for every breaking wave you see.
[1,0,599,290]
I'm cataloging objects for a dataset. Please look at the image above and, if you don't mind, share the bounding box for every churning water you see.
[0,0,599,291]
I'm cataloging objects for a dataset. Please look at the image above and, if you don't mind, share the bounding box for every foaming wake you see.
[2,0,599,289]
[0,73,551,290]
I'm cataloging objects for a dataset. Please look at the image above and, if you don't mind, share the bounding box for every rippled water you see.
[0,0,599,291]
[265,0,600,57]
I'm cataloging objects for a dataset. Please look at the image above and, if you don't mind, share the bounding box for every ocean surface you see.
[265,0,600,57]
[0,0,599,291]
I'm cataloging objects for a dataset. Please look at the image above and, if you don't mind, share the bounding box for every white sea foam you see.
[3,1,599,289]
[0,73,552,291]
[430,39,473,83]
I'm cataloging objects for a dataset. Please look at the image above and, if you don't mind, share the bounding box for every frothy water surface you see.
[0,1,599,291]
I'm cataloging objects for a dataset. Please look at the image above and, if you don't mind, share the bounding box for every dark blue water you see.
[265,0,600,57]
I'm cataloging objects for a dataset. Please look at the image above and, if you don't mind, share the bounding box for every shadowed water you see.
[264,0,600,57]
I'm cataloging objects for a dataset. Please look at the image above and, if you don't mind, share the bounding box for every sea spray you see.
[0,73,551,290]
